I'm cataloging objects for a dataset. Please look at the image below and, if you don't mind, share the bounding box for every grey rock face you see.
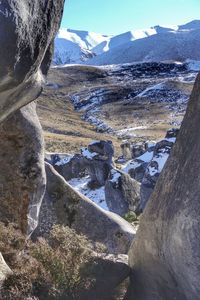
[122,151,153,183]
[127,73,200,300]
[0,0,64,122]
[0,103,46,234]
[132,143,145,159]
[105,169,140,216]
[79,254,130,300]
[53,154,86,181]
[128,161,148,183]
[121,142,132,161]
[121,142,145,161]
[140,136,177,211]
[165,127,180,139]
[35,163,135,254]
[82,140,114,187]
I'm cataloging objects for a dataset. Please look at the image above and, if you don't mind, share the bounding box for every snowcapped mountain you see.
[92,28,161,55]
[88,20,200,65]
[53,28,111,64]
[53,20,200,65]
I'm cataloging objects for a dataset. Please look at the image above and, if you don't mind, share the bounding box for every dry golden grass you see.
[37,65,188,157]
[99,100,183,141]
[37,67,122,157]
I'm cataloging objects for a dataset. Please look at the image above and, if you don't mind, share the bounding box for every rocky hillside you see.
[46,129,178,218]
[39,61,197,155]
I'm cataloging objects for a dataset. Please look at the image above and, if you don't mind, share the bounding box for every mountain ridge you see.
[53,20,200,65]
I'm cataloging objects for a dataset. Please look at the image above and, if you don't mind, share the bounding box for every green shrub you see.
[123,211,138,223]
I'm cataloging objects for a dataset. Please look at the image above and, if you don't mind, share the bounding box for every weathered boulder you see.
[82,140,114,187]
[132,143,145,159]
[124,160,148,183]
[52,153,86,180]
[35,163,136,254]
[0,0,64,122]
[122,150,153,182]
[121,142,132,161]
[105,169,140,216]
[0,103,46,234]
[121,141,145,161]
[79,254,130,300]
[140,136,177,211]
[126,74,200,299]
[165,127,179,139]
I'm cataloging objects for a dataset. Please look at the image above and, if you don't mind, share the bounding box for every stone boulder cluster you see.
[0,1,200,299]
[122,128,179,212]
[49,130,178,219]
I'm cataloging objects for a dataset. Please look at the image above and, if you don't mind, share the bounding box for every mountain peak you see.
[54,20,200,65]
[179,20,200,30]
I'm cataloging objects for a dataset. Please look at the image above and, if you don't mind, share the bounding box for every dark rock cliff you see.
[126,73,200,300]
[0,0,64,122]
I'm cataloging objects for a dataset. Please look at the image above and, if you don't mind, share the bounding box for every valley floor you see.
[37,62,197,159]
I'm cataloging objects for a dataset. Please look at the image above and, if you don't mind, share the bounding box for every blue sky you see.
[61,0,200,35]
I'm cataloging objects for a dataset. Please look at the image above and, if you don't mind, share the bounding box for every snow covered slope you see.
[87,26,200,65]
[54,20,200,65]
[53,28,110,64]
[92,27,162,55]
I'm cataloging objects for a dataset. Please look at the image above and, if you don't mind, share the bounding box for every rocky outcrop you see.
[126,73,200,299]
[140,132,178,211]
[105,169,140,216]
[79,254,130,300]
[0,0,64,235]
[82,140,114,187]
[122,150,153,183]
[0,103,46,234]
[121,130,178,212]
[70,86,133,111]
[121,142,132,161]
[0,0,64,122]
[53,154,86,180]
[121,142,145,161]
[35,163,135,254]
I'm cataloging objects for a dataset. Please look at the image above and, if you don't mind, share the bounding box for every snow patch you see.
[110,169,121,183]
[81,147,98,160]
[68,176,108,210]
[187,60,200,71]
[55,155,73,166]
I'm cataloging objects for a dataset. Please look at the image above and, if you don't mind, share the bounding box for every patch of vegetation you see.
[124,211,138,224]
[0,223,102,300]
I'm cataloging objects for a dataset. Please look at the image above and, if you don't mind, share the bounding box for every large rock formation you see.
[105,169,140,216]
[0,1,64,234]
[0,103,46,234]
[34,163,136,254]
[79,254,130,300]
[140,135,177,211]
[82,140,114,187]
[126,74,200,299]
[0,0,64,122]
[53,154,86,180]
